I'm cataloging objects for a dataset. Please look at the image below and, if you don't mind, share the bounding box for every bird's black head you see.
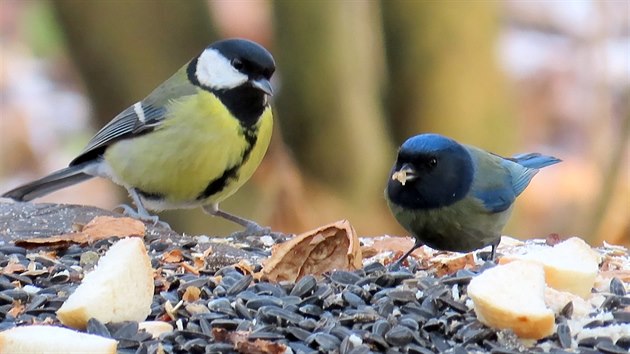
[188,38,276,126]
[386,134,475,210]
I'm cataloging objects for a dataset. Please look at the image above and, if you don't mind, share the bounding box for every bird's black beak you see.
[250,78,273,96]
[392,163,417,186]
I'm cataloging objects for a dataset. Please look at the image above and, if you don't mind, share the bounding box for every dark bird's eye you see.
[232,58,244,70]
[429,158,438,167]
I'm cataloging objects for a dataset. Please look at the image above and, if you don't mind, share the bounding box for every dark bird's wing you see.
[70,66,197,166]
[470,148,539,213]
[473,177,518,213]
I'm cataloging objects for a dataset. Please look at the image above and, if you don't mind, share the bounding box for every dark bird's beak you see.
[392,163,417,186]
[250,78,273,96]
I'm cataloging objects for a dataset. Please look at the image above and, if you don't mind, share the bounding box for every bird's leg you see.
[202,203,272,236]
[115,188,170,228]
[477,239,501,262]
[489,239,500,261]
[389,239,423,271]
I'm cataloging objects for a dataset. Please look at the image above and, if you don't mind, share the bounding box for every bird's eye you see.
[429,158,438,167]
[232,59,244,70]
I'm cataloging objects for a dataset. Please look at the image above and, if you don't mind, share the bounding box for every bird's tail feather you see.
[2,165,93,202]
[511,153,561,169]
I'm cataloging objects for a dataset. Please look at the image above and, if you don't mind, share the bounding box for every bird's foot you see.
[228,221,286,239]
[476,250,496,262]
[477,241,500,262]
[386,257,417,272]
[114,204,171,229]
[387,261,403,272]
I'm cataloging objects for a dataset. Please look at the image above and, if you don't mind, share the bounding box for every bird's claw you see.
[114,204,171,229]
[387,261,403,272]
[228,222,273,238]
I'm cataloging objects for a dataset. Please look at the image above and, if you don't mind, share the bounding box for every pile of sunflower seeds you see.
[0,234,628,354]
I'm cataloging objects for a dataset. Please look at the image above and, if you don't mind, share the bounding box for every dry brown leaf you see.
[79,216,145,240]
[212,328,287,354]
[237,339,287,354]
[368,236,416,254]
[192,256,206,271]
[261,220,362,282]
[15,216,145,249]
[365,236,423,266]
[234,260,255,275]
[182,286,201,302]
[39,250,58,258]
[428,253,477,277]
[8,300,25,317]
[2,261,26,274]
[180,262,200,275]
[162,249,183,263]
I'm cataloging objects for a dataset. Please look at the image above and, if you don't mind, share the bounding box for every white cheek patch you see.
[196,48,248,90]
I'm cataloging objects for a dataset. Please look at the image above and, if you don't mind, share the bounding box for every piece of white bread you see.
[468,260,555,339]
[499,237,600,298]
[57,237,154,329]
[0,325,117,354]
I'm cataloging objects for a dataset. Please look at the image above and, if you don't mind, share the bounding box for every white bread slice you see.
[0,325,117,354]
[57,237,154,329]
[468,260,555,339]
[500,237,600,298]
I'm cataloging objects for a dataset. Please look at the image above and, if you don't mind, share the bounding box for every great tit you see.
[386,133,560,266]
[3,38,276,232]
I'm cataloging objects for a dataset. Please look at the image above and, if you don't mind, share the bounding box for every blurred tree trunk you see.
[381,1,513,152]
[273,0,393,206]
[52,0,216,127]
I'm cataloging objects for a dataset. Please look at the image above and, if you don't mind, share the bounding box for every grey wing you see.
[68,102,167,166]
[69,66,197,166]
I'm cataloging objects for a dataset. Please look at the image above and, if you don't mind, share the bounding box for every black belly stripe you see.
[196,126,258,200]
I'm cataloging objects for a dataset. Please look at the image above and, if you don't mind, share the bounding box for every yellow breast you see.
[104,90,273,210]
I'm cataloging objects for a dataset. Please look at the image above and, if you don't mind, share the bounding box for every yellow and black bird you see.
[3,38,276,232]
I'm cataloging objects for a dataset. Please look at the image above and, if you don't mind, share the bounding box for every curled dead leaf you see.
[261,220,362,282]
[15,216,145,249]
[161,249,183,263]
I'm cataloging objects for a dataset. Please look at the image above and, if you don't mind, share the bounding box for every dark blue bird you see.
[386,133,561,266]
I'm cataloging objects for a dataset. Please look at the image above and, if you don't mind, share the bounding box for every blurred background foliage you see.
[0,0,628,247]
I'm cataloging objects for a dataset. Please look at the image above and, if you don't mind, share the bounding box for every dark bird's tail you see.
[2,165,93,202]
[511,153,561,169]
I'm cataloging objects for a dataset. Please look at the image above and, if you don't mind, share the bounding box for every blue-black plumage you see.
[386,133,561,265]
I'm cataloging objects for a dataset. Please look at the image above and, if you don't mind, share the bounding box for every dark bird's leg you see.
[202,203,271,236]
[116,188,170,228]
[489,239,500,261]
[478,239,501,262]
[389,239,424,270]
